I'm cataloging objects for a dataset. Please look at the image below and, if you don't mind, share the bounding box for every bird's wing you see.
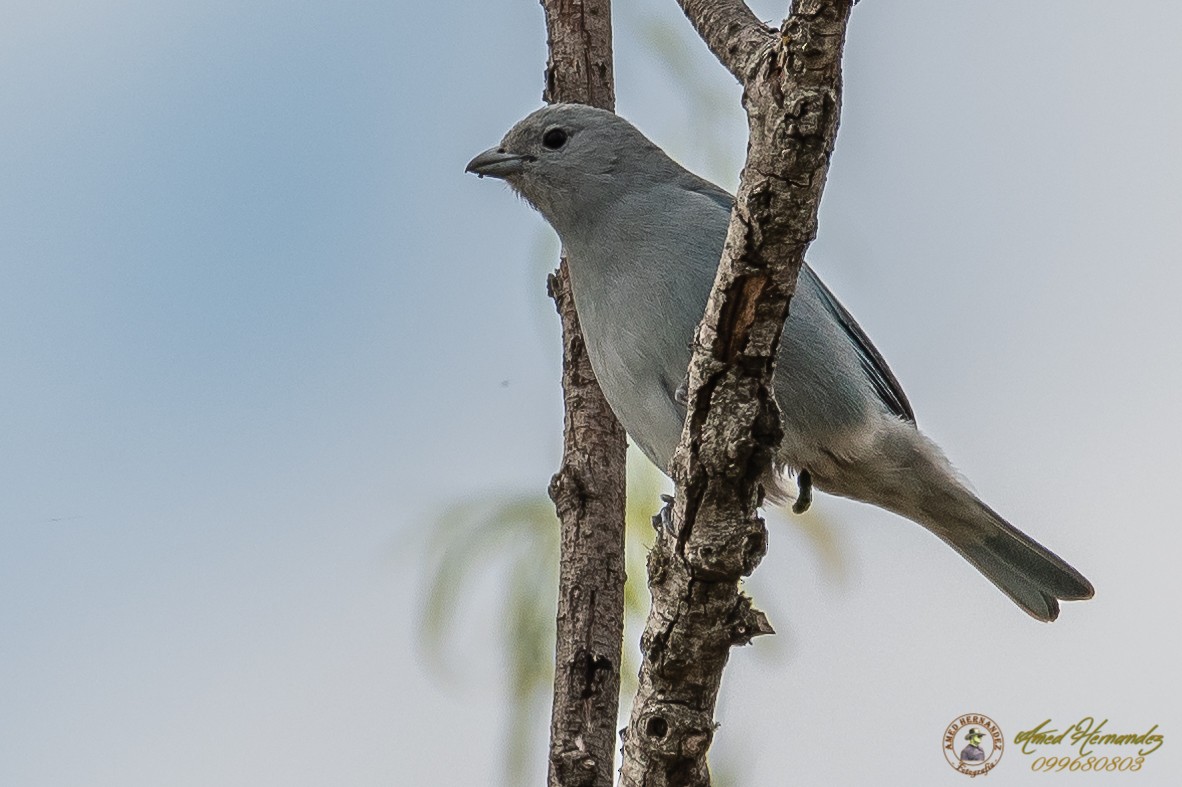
[682,178,735,213]
[806,269,915,423]
[681,177,916,423]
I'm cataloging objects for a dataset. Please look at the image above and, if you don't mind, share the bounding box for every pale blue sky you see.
[2,1,1180,784]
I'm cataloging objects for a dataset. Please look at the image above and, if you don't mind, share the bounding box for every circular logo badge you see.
[943,713,1004,776]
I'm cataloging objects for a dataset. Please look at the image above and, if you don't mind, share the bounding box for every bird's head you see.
[465,103,675,232]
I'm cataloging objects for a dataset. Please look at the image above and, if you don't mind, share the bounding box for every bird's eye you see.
[542,127,568,150]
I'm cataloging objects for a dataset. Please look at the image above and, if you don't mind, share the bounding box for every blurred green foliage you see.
[419,448,660,782]
[419,447,845,784]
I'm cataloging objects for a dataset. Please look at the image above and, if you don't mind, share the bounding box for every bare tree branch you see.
[539,2,628,786]
[542,0,616,111]
[674,0,773,83]
[619,2,855,785]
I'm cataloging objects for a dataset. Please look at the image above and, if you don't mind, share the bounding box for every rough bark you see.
[619,2,854,785]
[539,3,628,787]
[542,0,616,112]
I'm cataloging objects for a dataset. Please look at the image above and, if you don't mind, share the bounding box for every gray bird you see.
[466,103,1093,621]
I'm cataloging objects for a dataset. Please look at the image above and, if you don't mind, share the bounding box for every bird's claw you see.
[651,493,677,535]
[792,469,813,514]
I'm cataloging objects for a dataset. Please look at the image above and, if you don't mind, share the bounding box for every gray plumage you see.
[466,103,1093,621]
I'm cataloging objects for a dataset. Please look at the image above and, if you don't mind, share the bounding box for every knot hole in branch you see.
[634,703,716,761]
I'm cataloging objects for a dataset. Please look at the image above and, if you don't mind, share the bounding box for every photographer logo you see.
[944,713,1004,777]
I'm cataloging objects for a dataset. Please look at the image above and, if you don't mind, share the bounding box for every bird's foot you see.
[792,469,813,514]
[651,493,676,535]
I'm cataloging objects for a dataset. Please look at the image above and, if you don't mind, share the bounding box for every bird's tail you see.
[809,424,1094,621]
[915,489,1094,621]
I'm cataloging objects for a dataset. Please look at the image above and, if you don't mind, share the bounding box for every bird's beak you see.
[465,147,531,179]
